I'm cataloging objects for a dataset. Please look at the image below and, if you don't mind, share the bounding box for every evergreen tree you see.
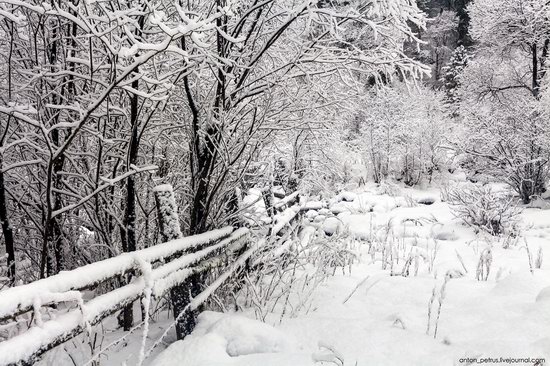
[455,0,472,47]
[442,45,469,107]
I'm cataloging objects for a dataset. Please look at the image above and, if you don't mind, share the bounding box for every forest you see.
[0,0,549,365]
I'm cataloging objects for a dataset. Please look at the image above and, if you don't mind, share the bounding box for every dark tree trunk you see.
[532,43,539,98]
[1,18,15,284]
[125,83,139,256]
[539,39,549,90]
[189,1,227,235]
[40,12,67,277]
[121,76,140,331]
[51,146,65,273]
[0,157,15,284]
[190,128,220,235]
[119,10,146,331]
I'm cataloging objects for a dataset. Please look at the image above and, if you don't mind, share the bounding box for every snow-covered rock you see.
[323,217,342,236]
[330,202,353,215]
[417,196,436,205]
[335,191,357,203]
[313,215,326,223]
[318,208,331,216]
[305,210,319,220]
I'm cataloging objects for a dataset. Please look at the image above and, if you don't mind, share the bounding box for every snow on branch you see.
[52,165,158,218]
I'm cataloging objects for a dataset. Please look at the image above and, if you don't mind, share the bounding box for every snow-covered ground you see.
[152,182,550,366]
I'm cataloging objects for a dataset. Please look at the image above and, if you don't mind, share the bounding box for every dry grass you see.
[426,271,453,339]
[475,247,492,281]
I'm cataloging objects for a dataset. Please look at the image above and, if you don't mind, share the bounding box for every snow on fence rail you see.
[0,187,303,366]
[0,228,249,365]
[0,227,234,322]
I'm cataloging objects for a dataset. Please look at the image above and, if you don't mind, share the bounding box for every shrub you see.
[442,183,521,235]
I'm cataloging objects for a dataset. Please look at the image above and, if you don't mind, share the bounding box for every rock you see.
[330,202,351,215]
[313,215,326,223]
[338,191,357,202]
[323,217,342,236]
[305,210,319,220]
[318,208,331,216]
[417,197,436,205]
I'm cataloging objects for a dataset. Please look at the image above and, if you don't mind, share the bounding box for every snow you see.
[305,209,318,220]
[536,286,550,302]
[0,227,236,321]
[189,239,261,311]
[271,207,299,236]
[155,183,550,366]
[0,278,143,365]
[0,227,251,364]
[154,184,183,241]
[6,0,536,364]
[242,189,302,228]
[329,201,353,214]
[302,201,326,210]
[151,311,304,366]
[322,217,342,236]
[241,189,271,226]
[5,183,550,366]
[0,227,250,364]
[274,191,300,209]
[152,228,250,297]
[152,184,174,192]
[332,191,357,203]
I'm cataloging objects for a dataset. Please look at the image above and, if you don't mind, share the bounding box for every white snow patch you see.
[152,312,305,366]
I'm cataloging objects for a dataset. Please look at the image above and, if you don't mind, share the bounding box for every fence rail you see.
[0,186,302,366]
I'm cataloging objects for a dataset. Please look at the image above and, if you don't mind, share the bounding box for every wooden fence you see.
[0,186,302,366]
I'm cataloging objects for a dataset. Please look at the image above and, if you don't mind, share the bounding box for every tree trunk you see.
[120,10,147,329]
[532,43,539,98]
[0,157,15,284]
[121,77,140,331]
[190,144,215,235]
[40,9,67,277]
[51,150,65,273]
[154,185,200,339]
[189,0,227,235]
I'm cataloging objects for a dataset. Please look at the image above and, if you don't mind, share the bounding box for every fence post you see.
[261,186,274,217]
[153,184,196,339]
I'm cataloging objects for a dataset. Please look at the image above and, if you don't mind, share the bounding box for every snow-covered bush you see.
[456,94,550,203]
[442,184,521,235]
